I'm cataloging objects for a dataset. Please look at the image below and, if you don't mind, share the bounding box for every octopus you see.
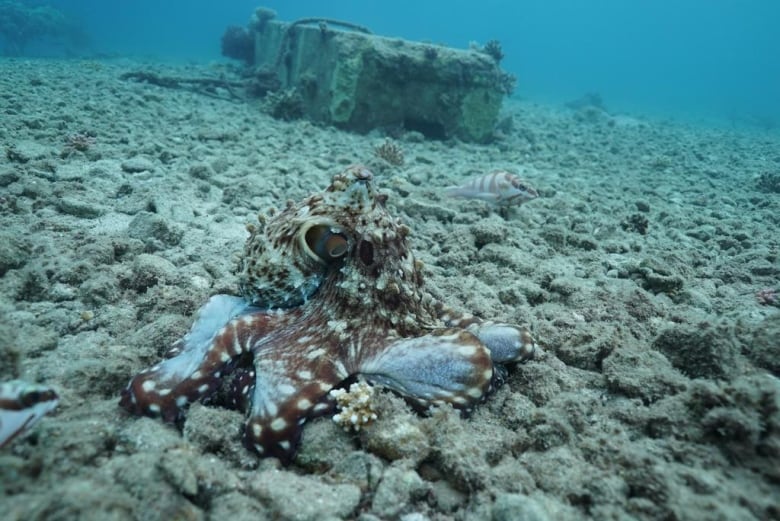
[119,165,537,463]
[0,380,59,449]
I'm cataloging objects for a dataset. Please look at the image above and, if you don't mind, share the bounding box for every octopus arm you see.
[119,295,277,422]
[243,345,342,463]
[0,381,59,449]
[433,304,537,363]
[467,323,536,363]
[357,329,494,410]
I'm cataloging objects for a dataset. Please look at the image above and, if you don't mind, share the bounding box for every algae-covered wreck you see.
[227,7,515,143]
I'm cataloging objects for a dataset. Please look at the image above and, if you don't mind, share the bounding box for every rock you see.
[636,258,684,295]
[121,156,155,173]
[209,491,268,520]
[158,448,199,496]
[5,140,50,163]
[428,480,465,513]
[0,170,20,186]
[249,470,361,521]
[253,17,509,142]
[470,218,507,248]
[79,271,121,306]
[182,403,248,467]
[293,417,357,472]
[362,393,431,464]
[602,347,688,403]
[370,465,427,518]
[492,493,550,521]
[56,196,106,218]
[129,253,177,291]
[127,211,184,249]
[0,233,28,276]
[746,313,780,375]
[329,451,385,491]
[652,323,740,379]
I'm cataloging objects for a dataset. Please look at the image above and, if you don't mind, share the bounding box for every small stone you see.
[602,348,688,403]
[746,313,780,375]
[0,170,20,187]
[293,417,357,472]
[127,211,184,248]
[470,218,506,248]
[209,491,267,519]
[48,282,78,302]
[429,480,465,513]
[249,470,361,521]
[330,451,385,490]
[653,323,739,379]
[183,403,249,468]
[188,163,214,179]
[5,140,50,163]
[56,196,106,218]
[362,393,430,463]
[0,233,28,276]
[371,465,427,518]
[79,272,121,305]
[130,253,177,291]
[121,156,155,173]
[158,448,199,496]
[492,493,550,521]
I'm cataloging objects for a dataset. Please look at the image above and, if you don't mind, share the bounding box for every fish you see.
[444,170,538,206]
[0,380,59,449]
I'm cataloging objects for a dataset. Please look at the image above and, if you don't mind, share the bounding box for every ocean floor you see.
[0,58,779,521]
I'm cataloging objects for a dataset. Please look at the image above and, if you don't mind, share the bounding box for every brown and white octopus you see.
[120,165,537,463]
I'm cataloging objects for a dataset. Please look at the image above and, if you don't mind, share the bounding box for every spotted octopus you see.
[120,165,537,463]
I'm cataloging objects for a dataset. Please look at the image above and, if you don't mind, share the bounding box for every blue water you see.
[9,0,780,129]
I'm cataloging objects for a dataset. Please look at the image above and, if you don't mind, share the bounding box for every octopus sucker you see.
[119,165,537,463]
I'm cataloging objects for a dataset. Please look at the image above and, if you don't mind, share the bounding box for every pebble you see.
[0,233,28,275]
[371,465,427,518]
[249,470,361,521]
[127,211,184,248]
[492,493,550,521]
[56,196,106,218]
[130,253,177,290]
[6,140,50,163]
[121,156,155,173]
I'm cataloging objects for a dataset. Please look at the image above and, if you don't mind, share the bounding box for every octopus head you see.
[237,165,421,313]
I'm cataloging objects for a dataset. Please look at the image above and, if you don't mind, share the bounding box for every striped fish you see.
[445,170,538,206]
[0,380,59,449]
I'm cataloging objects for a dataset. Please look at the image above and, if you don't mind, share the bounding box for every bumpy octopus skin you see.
[119,165,536,463]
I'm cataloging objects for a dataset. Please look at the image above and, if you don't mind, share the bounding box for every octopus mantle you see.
[119,165,536,463]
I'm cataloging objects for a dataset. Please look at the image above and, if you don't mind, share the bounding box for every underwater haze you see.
[32,0,780,130]
[3,1,780,519]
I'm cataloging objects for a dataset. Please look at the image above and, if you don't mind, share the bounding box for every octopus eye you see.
[358,240,374,266]
[305,224,349,263]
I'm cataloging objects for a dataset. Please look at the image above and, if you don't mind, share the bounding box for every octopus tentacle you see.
[243,351,342,463]
[119,296,281,422]
[467,322,536,363]
[432,302,537,363]
[356,329,494,410]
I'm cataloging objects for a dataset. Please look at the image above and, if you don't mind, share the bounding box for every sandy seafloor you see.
[0,58,778,521]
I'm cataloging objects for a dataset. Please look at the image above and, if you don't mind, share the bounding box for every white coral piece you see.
[330,381,378,431]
